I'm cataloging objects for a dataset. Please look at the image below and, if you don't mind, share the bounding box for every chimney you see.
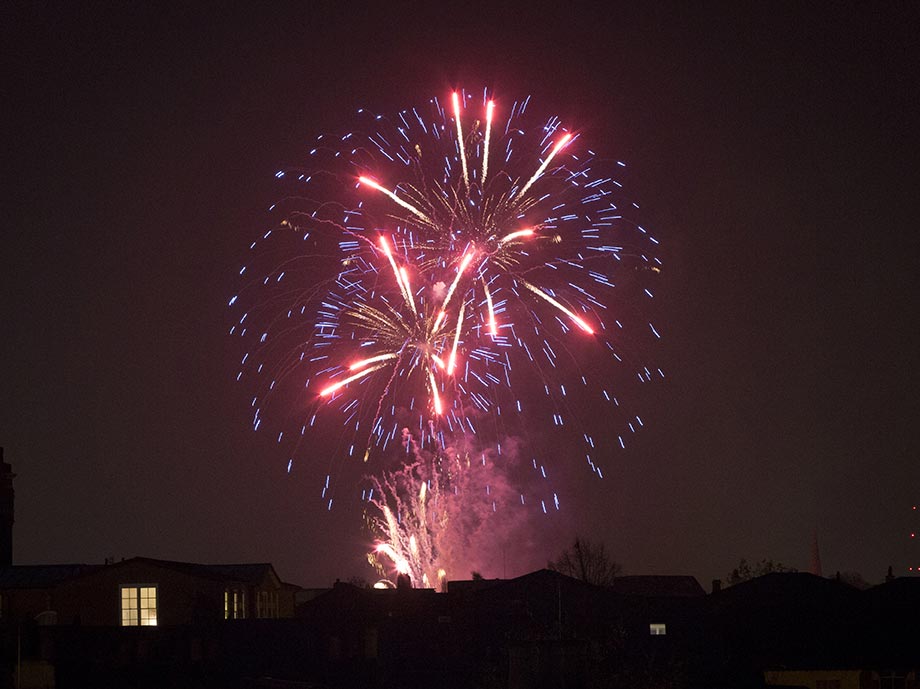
[0,448,15,566]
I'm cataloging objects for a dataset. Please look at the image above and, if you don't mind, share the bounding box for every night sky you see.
[3,4,917,588]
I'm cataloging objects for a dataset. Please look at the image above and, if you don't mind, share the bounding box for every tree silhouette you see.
[548,537,622,586]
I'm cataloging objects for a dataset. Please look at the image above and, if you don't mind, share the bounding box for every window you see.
[649,623,667,635]
[816,680,842,689]
[120,585,157,626]
[224,588,247,619]
[254,589,281,619]
[879,673,905,689]
[35,610,57,626]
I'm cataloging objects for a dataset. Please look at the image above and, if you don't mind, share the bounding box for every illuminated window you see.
[120,585,157,626]
[224,588,247,619]
[649,623,667,635]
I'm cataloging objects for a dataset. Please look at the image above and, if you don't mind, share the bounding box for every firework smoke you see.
[367,429,531,589]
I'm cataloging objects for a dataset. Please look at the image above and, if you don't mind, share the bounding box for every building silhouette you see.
[1,447,919,688]
[0,448,14,567]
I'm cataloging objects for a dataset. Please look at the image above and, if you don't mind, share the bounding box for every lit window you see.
[120,585,157,626]
[649,623,667,636]
[224,588,247,619]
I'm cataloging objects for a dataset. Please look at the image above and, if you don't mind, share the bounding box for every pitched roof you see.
[714,571,860,603]
[116,557,279,585]
[610,575,706,597]
[0,558,282,589]
[0,564,100,589]
[298,581,443,621]
[450,570,706,597]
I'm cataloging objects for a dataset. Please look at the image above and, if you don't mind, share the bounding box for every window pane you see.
[121,586,138,626]
[140,587,157,626]
[120,585,157,627]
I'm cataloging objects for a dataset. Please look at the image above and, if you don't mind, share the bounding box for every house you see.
[0,558,302,688]
[0,564,99,624]
[0,557,297,627]
[710,572,920,689]
[0,457,298,627]
[289,569,710,689]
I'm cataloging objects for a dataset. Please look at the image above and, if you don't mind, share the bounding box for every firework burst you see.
[230,88,663,534]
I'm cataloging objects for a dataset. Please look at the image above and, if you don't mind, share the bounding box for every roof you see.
[714,571,861,603]
[112,557,280,585]
[610,575,706,597]
[509,568,600,589]
[865,576,920,611]
[0,564,101,589]
[0,558,282,589]
[298,581,443,621]
[708,572,868,669]
[445,577,505,595]
[449,570,706,598]
[464,569,604,609]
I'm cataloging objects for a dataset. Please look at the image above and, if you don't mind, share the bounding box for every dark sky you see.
[2,3,917,587]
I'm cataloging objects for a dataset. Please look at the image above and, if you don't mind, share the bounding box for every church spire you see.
[810,530,823,577]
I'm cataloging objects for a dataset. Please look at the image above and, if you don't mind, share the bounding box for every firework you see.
[367,458,445,590]
[230,88,663,530]
[366,430,527,590]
